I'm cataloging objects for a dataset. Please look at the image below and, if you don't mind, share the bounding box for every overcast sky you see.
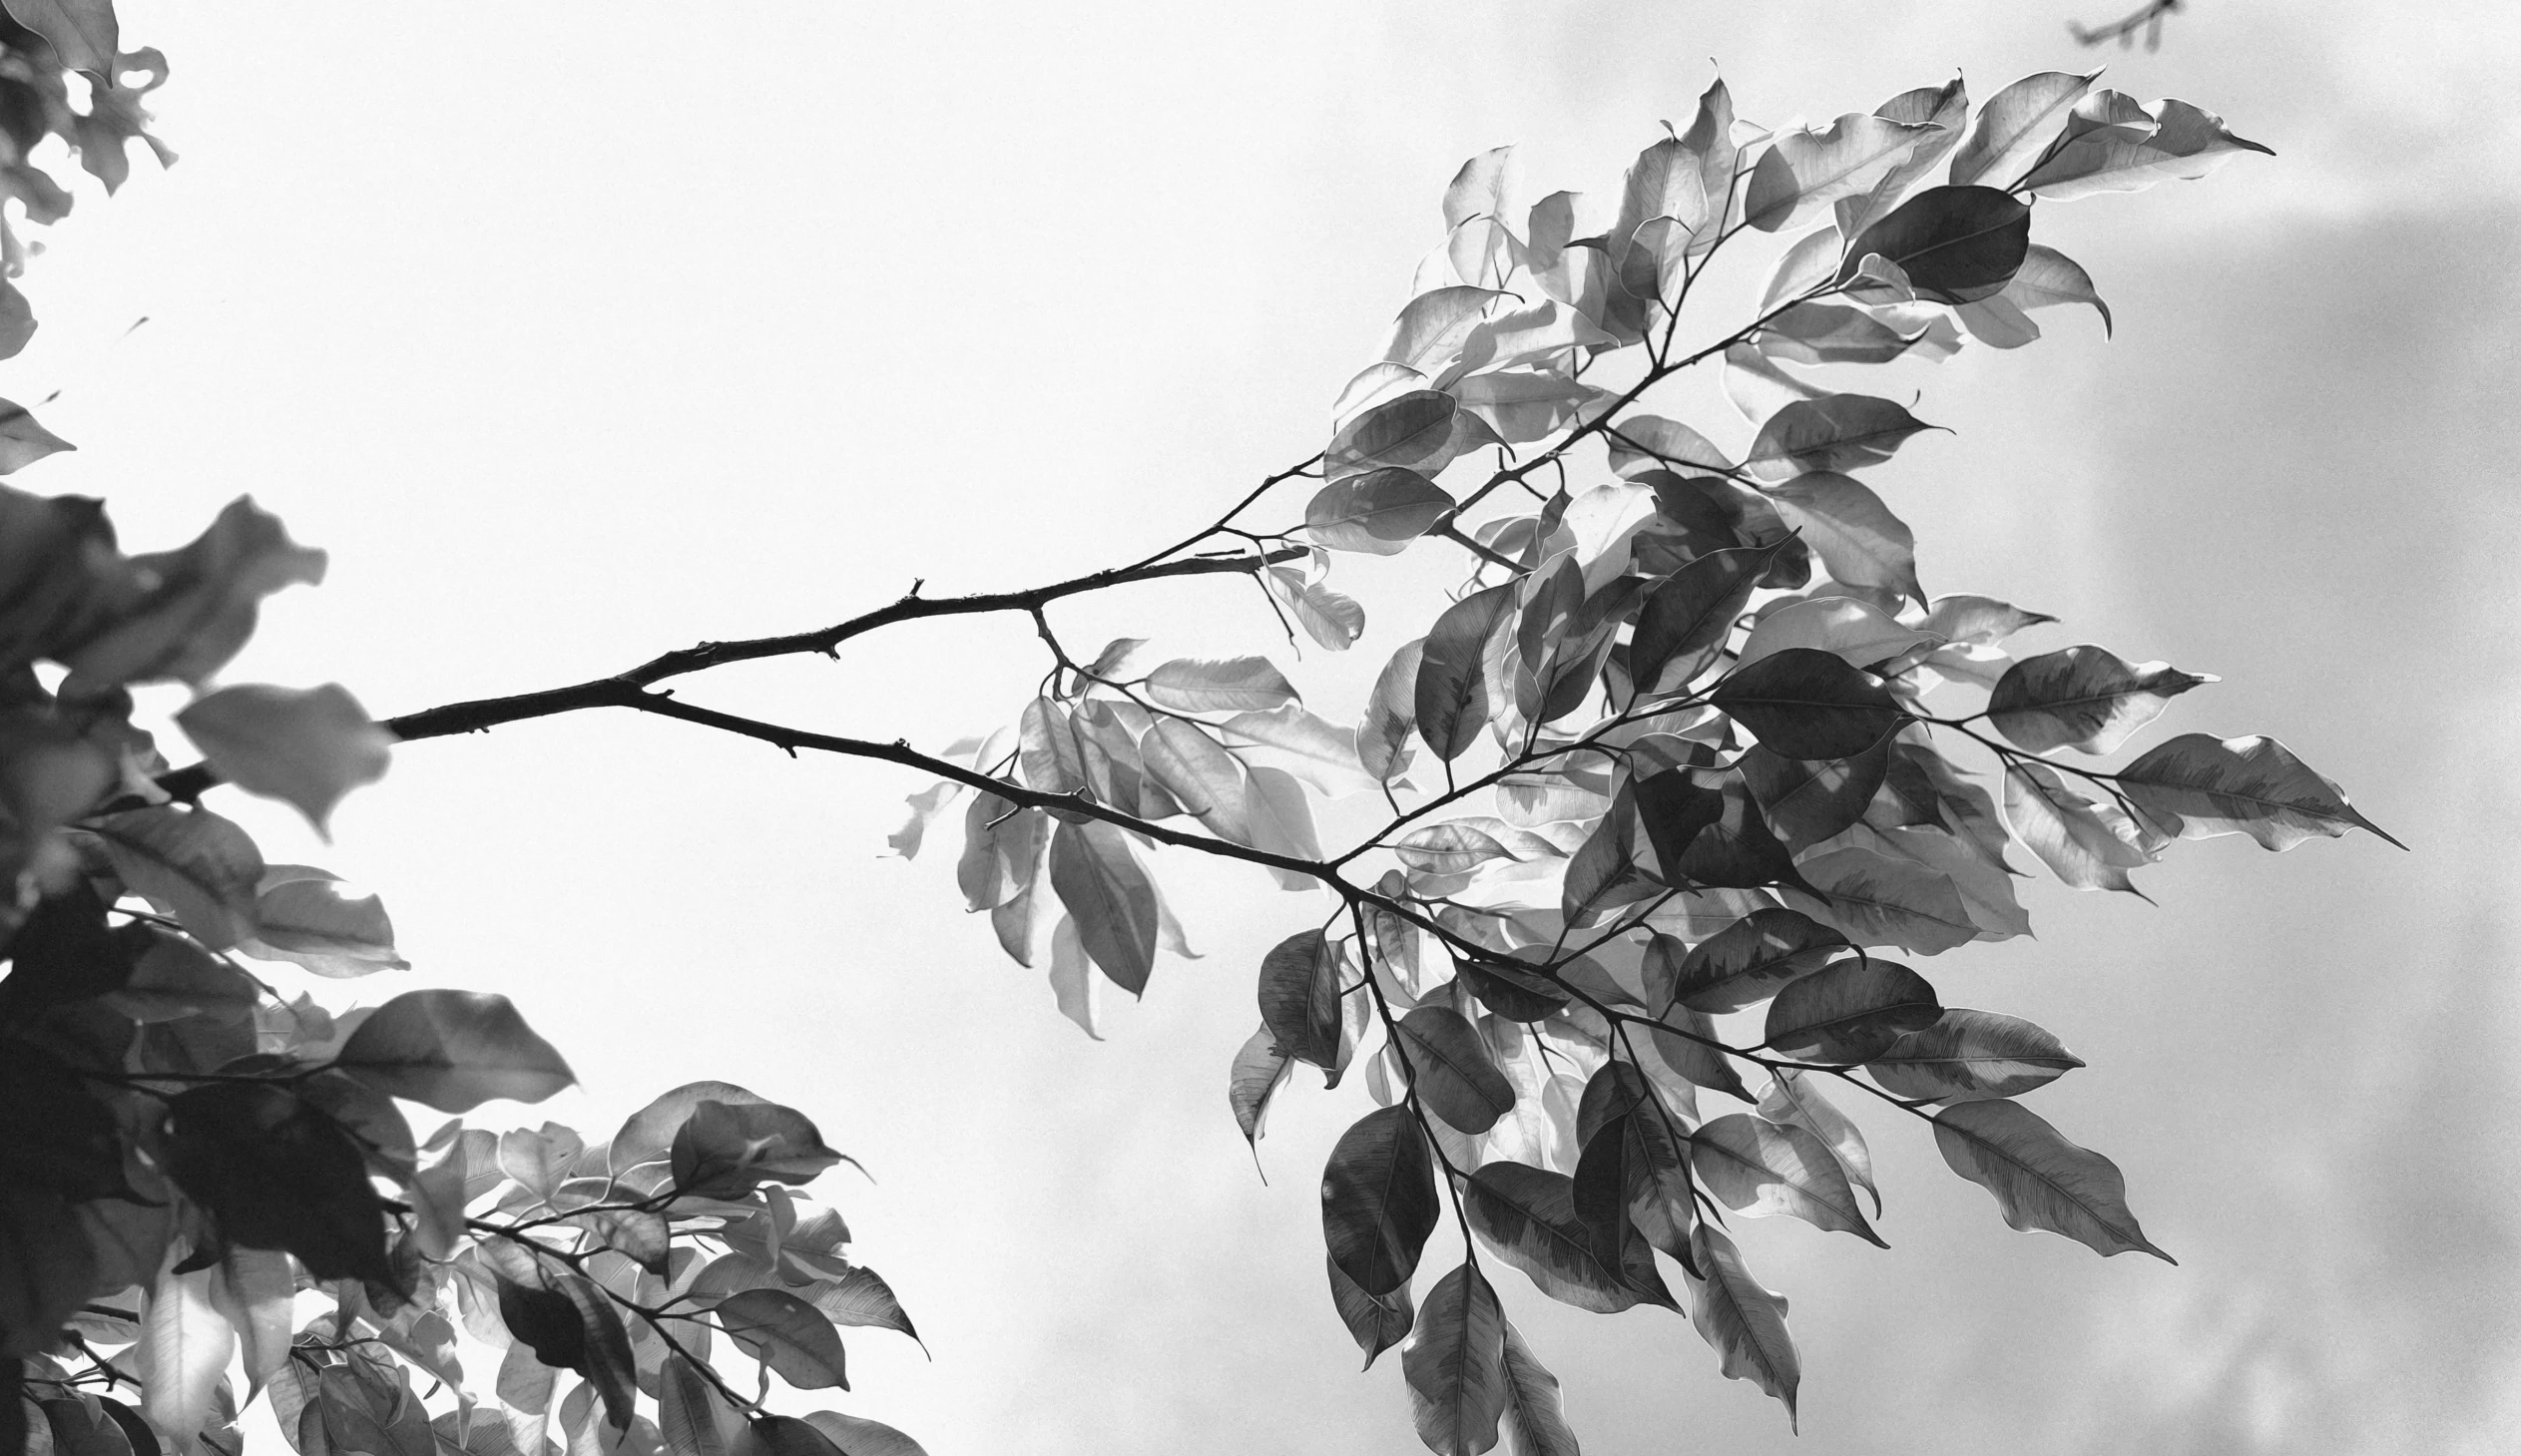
[25,3,2519,1453]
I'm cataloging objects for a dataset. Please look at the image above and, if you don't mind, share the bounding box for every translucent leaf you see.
[668,1100,843,1199]
[1786,845,1979,954]
[956,794,1042,912]
[1987,645,2213,754]
[1763,473,1922,606]
[1947,70,2098,189]
[1709,648,1906,759]
[1683,1224,1799,1428]
[1602,415,1729,479]
[1319,1105,1439,1297]
[1757,302,1919,366]
[1737,596,1934,674]
[1756,1070,1878,1215]
[140,1264,237,1446]
[1046,914,1102,1039]
[1141,657,1299,714]
[1357,639,1424,783]
[2004,243,2112,332]
[716,1289,848,1391]
[208,1247,295,1400]
[658,1354,742,1456]
[1394,1006,1516,1135]
[798,1412,927,1456]
[1740,734,1893,851]
[1463,1163,1667,1314]
[336,990,576,1113]
[0,398,72,474]
[1306,469,1454,555]
[2116,733,2402,850]
[1047,818,1160,995]
[239,868,406,975]
[79,805,263,950]
[1415,584,1514,761]
[1868,1008,2084,1103]
[1382,286,1509,376]
[1667,910,1845,1013]
[1222,707,1375,797]
[1743,113,1942,234]
[2002,762,2163,894]
[1838,76,1968,237]
[1629,541,1782,691]
[1689,1113,1885,1245]
[805,1265,919,1345]
[1327,1255,1414,1372]
[1920,594,2054,647]
[1228,1023,1296,1152]
[1327,390,1471,482]
[1401,1263,1508,1456]
[1763,956,1940,1063]
[1743,394,1935,482]
[1835,186,2031,305]
[2020,95,2273,201]
[1932,1100,2173,1260]
[176,684,391,836]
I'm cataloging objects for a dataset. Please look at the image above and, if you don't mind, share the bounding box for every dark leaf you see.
[1670,910,1847,1014]
[1326,1255,1414,1371]
[164,1082,393,1284]
[805,1266,920,1347]
[1932,1100,2173,1260]
[1048,818,1161,995]
[0,398,70,474]
[553,1275,638,1429]
[1838,185,2032,303]
[1394,1006,1517,1135]
[0,881,140,1013]
[1307,469,1455,555]
[1358,639,1425,782]
[1,1,117,72]
[1497,1320,1581,1456]
[669,1100,843,1200]
[1328,389,1466,481]
[1464,1163,1668,1313]
[658,1353,743,1456]
[1739,733,1893,850]
[0,1183,90,1357]
[78,806,262,950]
[0,1048,126,1199]
[1401,1263,1508,1456]
[335,990,574,1113]
[1764,956,1941,1063]
[1629,540,1785,692]
[1988,645,2213,754]
[1635,767,1806,893]
[1710,648,1906,759]
[1319,1106,1439,1298]
[2117,733,2402,851]
[1458,956,1570,1023]
[1682,1224,1800,1429]
[736,1414,845,1456]
[1786,845,1982,955]
[1257,930,1344,1071]
[1743,394,1934,482]
[716,1288,848,1391]
[798,1411,928,1456]
[1415,585,1515,761]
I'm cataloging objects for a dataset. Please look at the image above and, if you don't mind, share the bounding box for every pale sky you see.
[24,3,2519,1453]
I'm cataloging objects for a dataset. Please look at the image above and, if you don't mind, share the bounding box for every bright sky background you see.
[19,2,2518,1453]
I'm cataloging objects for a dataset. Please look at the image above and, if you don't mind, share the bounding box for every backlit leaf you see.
[1395,1006,1517,1135]
[1690,1113,1885,1245]
[2002,761,2162,893]
[1402,1263,1508,1456]
[1786,846,1979,954]
[1358,639,1424,783]
[1328,389,1469,481]
[1764,473,1922,605]
[337,990,575,1113]
[0,397,72,473]
[1259,929,1345,1072]
[1320,1105,1439,1297]
[797,1412,927,1456]
[1744,113,1941,234]
[239,868,405,976]
[1932,1100,2172,1261]
[1836,185,2031,304]
[668,1100,843,1199]
[1763,955,1940,1063]
[1948,70,2097,189]
[1757,302,1919,366]
[1142,657,1298,714]
[1048,818,1160,995]
[1229,1024,1295,1153]
[1327,1256,1414,1371]
[1756,1070,1878,1215]
[63,496,325,688]
[1603,415,1729,477]
[1867,1008,2083,1103]
[1736,595,1933,672]
[79,805,263,950]
[1669,910,1846,1014]
[176,684,391,836]
[1629,541,1782,692]
[140,1265,237,1446]
[1307,468,1455,555]
[2116,733,2402,851]
[1744,394,1935,482]
[1740,734,1894,851]
[1497,1320,1581,1456]
[2021,95,2273,201]
[1415,584,1515,761]
[1988,645,2212,754]
[1920,594,2054,647]
[1,0,117,72]
[2005,243,2112,333]
[1464,1163,1667,1314]
[715,1289,848,1391]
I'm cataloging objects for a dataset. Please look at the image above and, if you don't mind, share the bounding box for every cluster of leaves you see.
[0,477,930,1456]
[892,71,2385,1452]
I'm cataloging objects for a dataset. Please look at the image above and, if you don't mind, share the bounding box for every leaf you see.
[1682,1224,1800,1429]
[176,684,392,836]
[1867,1008,2083,1104]
[1303,468,1456,556]
[1710,648,1905,759]
[1048,818,1161,995]
[669,1100,843,1199]
[0,398,71,473]
[1327,389,1470,481]
[1401,1263,1508,1456]
[1628,541,1781,691]
[1220,707,1375,797]
[1736,595,1934,672]
[1787,846,1980,955]
[1840,76,1968,237]
[1326,1255,1415,1371]
[798,1412,928,1456]
[2002,761,2163,893]
[1757,302,1920,366]
[1319,1105,1439,1297]
[1383,286,1509,376]
[1394,1006,1517,1135]
[1645,1008,1752,1104]
[137,1266,235,1446]
[0,0,118,72]
[1497,1321,1580,1456]
[1932,1100,2173,1261]
[1740,735,1894,851]
[1264,565,1366,652]
[552,1275,638,1429]
[2005,244,2111,333]
[1763,955,1940,1063]
[1463,1163,1665,1314]
[1045,915,1103,1039]
[1764,473,1921,605]
[738,1414,846,1456]
[1690,1113,1884,1245]
[1987,645,2212,754]
[1669,909,1846,1015]
[1141,657,1299,714]
[1358,639,1424,783]
[336,990,575,1112]
[1743,394,1935,482]
[1415,584,1515,760]
[64,496,326,688]
[1743,113,1942,234]
[658,1354,743,1456]
[715,1289,848,1391]
[1948,71,2097,189]
[2117,733,2402,850]
[163,1083,393,1284]
[1757,1070,1878,1215]
[103,927,256,1023]
[1228,1023,1296,1152]
[79,806,264,950]
[1836,185,2031,304]
[1603,415,1729,477]
[1921,594,2054,647]
[2021,95,2273,202]
[239,869,406,976]
[1258,929,1345,1073]
[209,1247,295,1399]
